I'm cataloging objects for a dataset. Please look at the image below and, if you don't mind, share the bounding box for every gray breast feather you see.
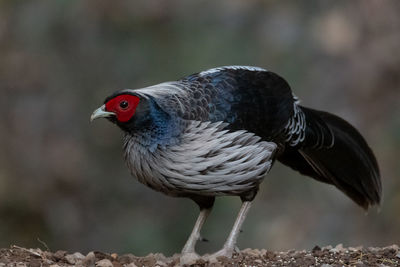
[124,121,277,197]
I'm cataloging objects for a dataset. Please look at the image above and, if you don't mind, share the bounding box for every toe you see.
[180,252,200,265]
[204,248,234,263]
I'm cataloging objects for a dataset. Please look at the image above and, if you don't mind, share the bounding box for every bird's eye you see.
[119,100,129,109]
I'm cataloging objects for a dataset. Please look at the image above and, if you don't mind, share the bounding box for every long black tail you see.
[278,106,381,209]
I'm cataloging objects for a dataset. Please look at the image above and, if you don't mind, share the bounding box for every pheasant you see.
[91,66,381,262]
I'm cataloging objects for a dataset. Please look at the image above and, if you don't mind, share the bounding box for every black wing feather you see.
[180,68,296,143]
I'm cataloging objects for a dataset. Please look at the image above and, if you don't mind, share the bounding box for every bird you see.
[91,65,381,263]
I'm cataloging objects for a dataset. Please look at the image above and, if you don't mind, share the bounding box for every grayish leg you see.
[209,201,252,260]
[180,208,211,264]
[182,208,211,253]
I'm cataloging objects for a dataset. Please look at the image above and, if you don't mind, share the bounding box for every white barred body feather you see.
[123,121,276,197]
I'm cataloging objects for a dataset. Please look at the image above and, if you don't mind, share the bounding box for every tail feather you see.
[278,106,381,209]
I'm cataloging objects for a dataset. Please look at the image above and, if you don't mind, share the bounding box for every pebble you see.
[65,255,77,265]
[43,258,54,265]
[153,253,167,262]
[75,252,85,259]
[348,246,363,252]
[125,263,138,267]
[388,244,399,251]
[396,252,400,259]
[369,247,380,252]
[155,260,167,266]
[242,248,261,257]
[118,254,136,264]
[95,259,113,267]
[83,251,96,266]
[141,254,156,266]
[330,244,344,253]
[53,250,67,261]
[65,252,85,264]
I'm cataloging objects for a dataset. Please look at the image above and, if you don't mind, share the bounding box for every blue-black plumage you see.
[91,66,381,263]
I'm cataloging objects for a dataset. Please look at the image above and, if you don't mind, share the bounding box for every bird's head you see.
[91,92,140,121]
[91,90,172,137]
[91,91,149,131]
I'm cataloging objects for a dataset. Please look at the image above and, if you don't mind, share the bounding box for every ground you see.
[1,245,399,266]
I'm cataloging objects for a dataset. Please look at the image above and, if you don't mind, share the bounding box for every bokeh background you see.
[1,0,399,256]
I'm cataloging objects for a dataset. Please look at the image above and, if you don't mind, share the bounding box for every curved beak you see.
[90,105,116,122]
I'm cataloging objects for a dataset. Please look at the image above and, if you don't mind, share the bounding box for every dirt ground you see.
[1,244,399,267]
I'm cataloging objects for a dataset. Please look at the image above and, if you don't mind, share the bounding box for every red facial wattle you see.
[105,94,140,122]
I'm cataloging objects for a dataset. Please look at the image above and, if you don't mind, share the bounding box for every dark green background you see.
[1,0,399,256]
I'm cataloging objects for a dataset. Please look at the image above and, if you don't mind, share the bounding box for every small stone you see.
[242,248,261,257]
[118,254,136,264]
[43,259,54,265]
[125,263,138,267]
[43,251,52,257]
[65,254,78,265]
[94,251,113,261]
[111,253,118,259]
[153,253,167,262]
[53,250,67,261]
[49,265,60,267]
[396,252,400,259]
[348,246,363,252]
[141,254,156,266]
[66,252,85,264]
[312,245,321,252]
[321,264,333,267]
[330,244,344,253]
[388,244,399,251]
[82,252,96,266]
[368,247,380,252]
[74,252,85,259]
[95,259,113,267]
[155,260,167,266]
[29,259,42,267]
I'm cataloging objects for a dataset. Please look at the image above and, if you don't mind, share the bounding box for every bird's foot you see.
[204,246,239,263]
[180,252,201,266]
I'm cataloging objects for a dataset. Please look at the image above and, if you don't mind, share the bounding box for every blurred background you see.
[0,0,399,256]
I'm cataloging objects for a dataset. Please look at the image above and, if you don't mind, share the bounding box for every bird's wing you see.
[138,66,298,144]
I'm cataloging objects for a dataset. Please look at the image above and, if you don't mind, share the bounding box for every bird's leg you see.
[180,196,214,265]
[180,208,211,264]
[209,201,252,259]
[181,207,211,254]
